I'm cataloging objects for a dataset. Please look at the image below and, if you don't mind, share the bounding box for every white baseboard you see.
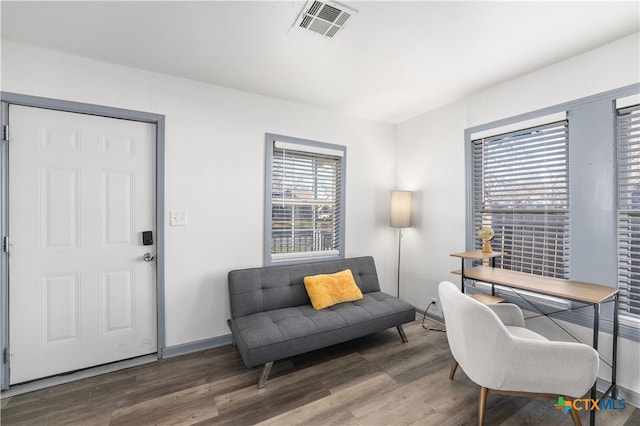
[161,334,233,358]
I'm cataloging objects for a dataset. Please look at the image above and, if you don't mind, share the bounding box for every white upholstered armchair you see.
[438,281,599,426]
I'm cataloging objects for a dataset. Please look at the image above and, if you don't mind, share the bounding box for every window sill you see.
[267,251,342,267]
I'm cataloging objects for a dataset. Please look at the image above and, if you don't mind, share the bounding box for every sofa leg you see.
[396,325,408,343]
[257,361,273,389]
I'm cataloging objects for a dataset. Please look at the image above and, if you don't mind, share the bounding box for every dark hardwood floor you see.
[1,319,638,425]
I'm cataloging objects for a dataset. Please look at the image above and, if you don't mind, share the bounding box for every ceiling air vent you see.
[294,1,357,38]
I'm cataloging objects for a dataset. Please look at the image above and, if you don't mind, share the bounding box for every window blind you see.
[270,142,343,261]
[472,120,570,278]
[617,103,640,319]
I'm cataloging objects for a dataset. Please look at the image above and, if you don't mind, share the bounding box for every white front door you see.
[8,105,157,384]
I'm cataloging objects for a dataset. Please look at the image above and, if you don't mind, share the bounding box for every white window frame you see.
[264,133,346,266]
[616,102,640,321]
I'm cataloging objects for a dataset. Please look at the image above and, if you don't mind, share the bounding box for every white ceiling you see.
[2,1,639,123]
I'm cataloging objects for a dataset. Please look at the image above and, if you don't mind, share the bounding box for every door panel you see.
[42,167,80,249]
[102,170,134,246]
[41,272,80,345]
[9,105,157,384]
[102,269,135,334]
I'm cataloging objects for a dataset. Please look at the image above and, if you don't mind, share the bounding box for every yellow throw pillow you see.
[303,269,363,310]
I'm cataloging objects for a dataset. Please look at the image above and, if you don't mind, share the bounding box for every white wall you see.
[0,40,398,347]
[393,101,467,307]
[395,32,640,401]
[465,33,640,128]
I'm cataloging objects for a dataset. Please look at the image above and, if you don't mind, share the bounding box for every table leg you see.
[590,303,600,426]
[461,260,465,293]
[490,258,496,296]
[612,293,619,399]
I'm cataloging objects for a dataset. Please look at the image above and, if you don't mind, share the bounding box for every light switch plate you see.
[170,211,187,226]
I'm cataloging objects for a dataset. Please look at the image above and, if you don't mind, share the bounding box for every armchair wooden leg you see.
[449,359,458,380]
[478,387,488,426]
[568,402,582,426]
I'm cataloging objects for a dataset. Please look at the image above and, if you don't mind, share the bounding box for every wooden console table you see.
[450,250,506,303]
[450,251,619,426]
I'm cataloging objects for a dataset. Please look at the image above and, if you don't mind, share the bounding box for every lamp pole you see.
[397,229,403,298]
[390,190,412,300]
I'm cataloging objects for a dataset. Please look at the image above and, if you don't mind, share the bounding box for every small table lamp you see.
[390,190,412,298]
[478,226,495,253]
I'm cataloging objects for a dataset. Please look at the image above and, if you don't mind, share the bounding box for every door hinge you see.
[2,125,8,142]
[2,348,7,364]
[2,236,8,253]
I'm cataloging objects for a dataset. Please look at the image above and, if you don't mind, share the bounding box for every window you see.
[265,133,345,265]
[471,120,570,278]
[617,103,640,319]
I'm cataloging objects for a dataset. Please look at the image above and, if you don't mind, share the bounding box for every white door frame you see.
[0,92,166,390]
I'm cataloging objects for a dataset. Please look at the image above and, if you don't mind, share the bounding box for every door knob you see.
[143,253,155,262]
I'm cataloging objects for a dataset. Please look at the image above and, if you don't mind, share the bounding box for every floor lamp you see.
[390,190,412,299]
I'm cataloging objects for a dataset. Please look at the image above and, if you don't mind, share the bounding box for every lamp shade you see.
[390,190,412,228]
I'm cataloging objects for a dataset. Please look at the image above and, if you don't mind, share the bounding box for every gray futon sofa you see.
[227,256,416,388]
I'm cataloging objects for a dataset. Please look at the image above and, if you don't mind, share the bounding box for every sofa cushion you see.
[229,291,415,367]
[303,269,363,310]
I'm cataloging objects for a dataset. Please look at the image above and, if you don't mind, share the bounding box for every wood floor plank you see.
[254,373,396,426]
[623,407,640,425]
[1,376,136,425]
[349,363,476,425]
[0,396,11,409]
[213,353,368,424]
[109,382,218,426]
[321,357,388,393]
